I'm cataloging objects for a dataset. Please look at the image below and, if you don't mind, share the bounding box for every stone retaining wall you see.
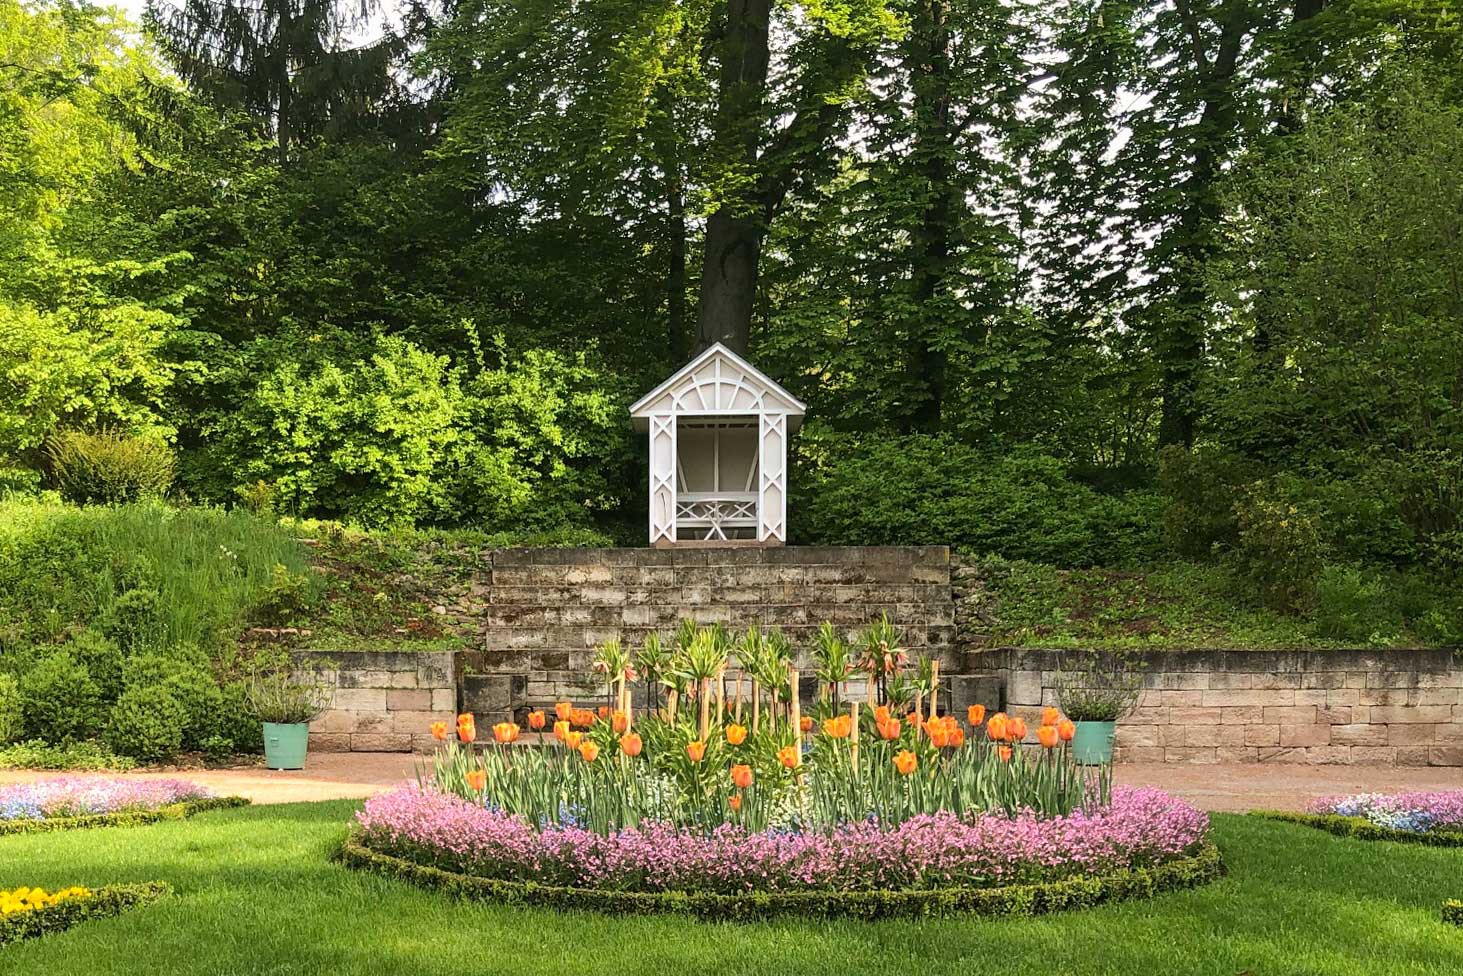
[989,648,1463,767]
[295,651,456,753]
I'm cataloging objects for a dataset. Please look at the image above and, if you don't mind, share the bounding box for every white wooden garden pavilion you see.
[629,343,805,545]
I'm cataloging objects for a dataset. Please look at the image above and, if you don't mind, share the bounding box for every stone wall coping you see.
[490,545,950,567]
[977,647,1459,673]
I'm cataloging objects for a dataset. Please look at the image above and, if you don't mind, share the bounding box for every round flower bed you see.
[0,778,248,835]
[1256,791,1463,847]
[345,785,1221,920]
[0,883,171,946]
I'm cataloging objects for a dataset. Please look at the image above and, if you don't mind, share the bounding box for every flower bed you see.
[0,778,249,835]
[0,883,171,946]
[348,785,1218,917]
[1445,899,1462,927]
[1255,791,1463,846]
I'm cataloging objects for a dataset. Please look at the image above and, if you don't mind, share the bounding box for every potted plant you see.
[247,663,335,770]
[1054,653,1144,764]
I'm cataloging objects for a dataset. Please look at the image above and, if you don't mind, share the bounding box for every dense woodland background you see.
[3,0,1463,641]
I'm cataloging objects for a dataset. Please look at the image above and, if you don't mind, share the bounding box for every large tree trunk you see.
[696,0,773,354]
[904,0,955,433]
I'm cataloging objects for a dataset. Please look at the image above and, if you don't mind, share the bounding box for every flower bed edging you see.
[0,798,250,837]
[1251,812,1463,848]
[338,832,1224,922]
[0,882,171,946]
[1444,900,1462,927]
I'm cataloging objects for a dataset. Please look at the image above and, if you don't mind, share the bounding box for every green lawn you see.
[3,802,1461,974]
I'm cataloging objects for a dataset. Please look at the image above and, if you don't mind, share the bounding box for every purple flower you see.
[1308,791,1463,834]
[356,786,1210,894]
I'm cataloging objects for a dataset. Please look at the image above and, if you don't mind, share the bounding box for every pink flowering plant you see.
[0,778,213,822]
[355,785,1209,894]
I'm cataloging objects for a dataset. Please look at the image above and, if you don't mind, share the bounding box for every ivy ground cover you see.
[3,801,1462,974]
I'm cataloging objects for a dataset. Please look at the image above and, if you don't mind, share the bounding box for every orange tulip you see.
[777,745,799,769]
[553,719,570,742]
[905,711,920,728]
[967,704,986,727]
[527,710,546,731]
[730,764,754,789]
[620,732,643,758]
[1042,706,1061,728]
[874,705,892,725]
[597,705,611,721]
[565,731,583,750]
[686,740,706,762]
[948,725,966,748]
[430,721,449,742]
[998,745,1013,763]
[572,708,596,729]
[492,721,520,744]
[925,721,950,748]
[725,723,748,746]
[986,713,1008,742]
[579,741,601,762]
[1038,726,1059,749]
[800,715,815,734]
[877,718,901,740]
[456,714,476,743]
[465,769,486,791]
[893,750,918,775]
[1008,717,1027,742]
[555,701,573,722]
[728,794,743,812]
[822,715,852,739]
[611,710,629,734]
[1057,719,1076,742]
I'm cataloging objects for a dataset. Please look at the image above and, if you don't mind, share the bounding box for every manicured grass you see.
[2,803,1461,974]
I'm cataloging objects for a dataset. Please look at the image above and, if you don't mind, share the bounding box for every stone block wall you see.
[295,651,456,753]
[990,648,1463,766]
[460,546,955,721]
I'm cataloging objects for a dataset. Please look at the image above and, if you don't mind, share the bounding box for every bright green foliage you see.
[0,739,135,770]
[45,431,175,505]
[123,652,224,749]
[105,684,187,761]
[19,652,100,743]
[796,431,1163,565]
[0,673,21,744]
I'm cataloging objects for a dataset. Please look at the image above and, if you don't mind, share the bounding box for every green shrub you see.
[341,834,1224,921]
[1230,480,1329,612]
[105,684,187,760]
[794,434,1163,566]
[19,651,100,743]
[0,674,22,744]
[0,882,172,946]
[0,739,135,771]
[1157,446,1254,558]
[45,430,174,505]
[123,651,224,749]
[1312,565,1394,643]
[100,587,163,652]
[65,630,125,699]
[1445,899,1462,926]
[215,681,263,753]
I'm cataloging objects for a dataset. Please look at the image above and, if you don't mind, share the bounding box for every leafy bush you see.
[1156,447,1254,558]
[0,739,135,771]
[65,630,125,699]
[0,674,22,744]
[105,684,187,761]
[100,587,163,652]
[794,433,1163,566]
[1311,565,1393,643]
[1229,480,1329,612]
[1445,899,1462,927]
[19,651,100,743]
[45,430,174,504]
[215,681,264,753]
[123,652,224,749]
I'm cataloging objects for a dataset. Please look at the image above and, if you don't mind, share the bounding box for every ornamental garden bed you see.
[1255,792,1463,847]
[344,622,1221,920]
[1445,900,1462,927]
[0,883,171,946]
[0,778,249,835]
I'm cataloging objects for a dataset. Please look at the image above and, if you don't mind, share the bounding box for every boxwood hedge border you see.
[0,797,249,837]
[1444,900,1462,927]
[1252,811,1463,848]
[0,882,171,947]
[339,832,1224,922]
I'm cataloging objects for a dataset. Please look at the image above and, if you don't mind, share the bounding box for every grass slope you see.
[2,803,1461,974]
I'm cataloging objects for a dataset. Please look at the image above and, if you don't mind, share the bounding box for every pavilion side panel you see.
[758,413,787,543]
[649,414,677,543]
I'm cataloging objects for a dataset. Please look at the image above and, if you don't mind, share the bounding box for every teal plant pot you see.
[263,722,310,770]
[1071,720,1116,765]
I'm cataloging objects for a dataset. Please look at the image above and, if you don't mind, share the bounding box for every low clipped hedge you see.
[339,832,1224,921]
[1253,811,1463,848]
[0,882,171,946]
[1445,900,1462,927]
[0,797,249,837]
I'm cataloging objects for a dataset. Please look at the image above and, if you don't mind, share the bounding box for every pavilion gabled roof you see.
[629,343,805,427]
